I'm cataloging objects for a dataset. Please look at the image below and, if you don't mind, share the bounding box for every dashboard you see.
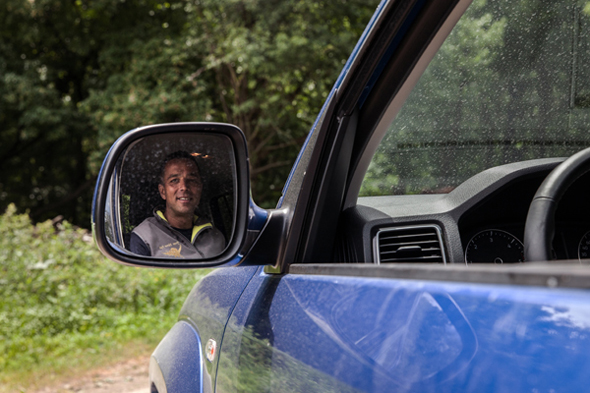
[342,158,590,264]
[458,168,590,263]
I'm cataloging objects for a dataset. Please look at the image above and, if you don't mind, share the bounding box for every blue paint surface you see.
[248,200,268,231]
[151,321,204,393]
[178,266,259,389]
[217,272,590,392]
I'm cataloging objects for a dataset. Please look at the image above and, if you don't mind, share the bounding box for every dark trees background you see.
[0,0,378,228]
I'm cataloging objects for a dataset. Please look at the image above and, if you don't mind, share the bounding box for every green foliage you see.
[1,0,378,226]
[0,204,208,373]
[0,0,185,226]
[84,0,379,207]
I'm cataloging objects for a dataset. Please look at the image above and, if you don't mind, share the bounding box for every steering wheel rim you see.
[524,147,590,261]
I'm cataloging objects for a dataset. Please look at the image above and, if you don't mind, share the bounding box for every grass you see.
[0,204,211,391]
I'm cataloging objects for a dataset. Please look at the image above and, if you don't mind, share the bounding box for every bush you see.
[0,204,208,372]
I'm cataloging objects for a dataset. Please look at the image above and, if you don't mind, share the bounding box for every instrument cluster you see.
[463,227,590,263]
[460,171,590,263]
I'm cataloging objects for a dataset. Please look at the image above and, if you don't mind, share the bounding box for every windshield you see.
[361,0,590,196]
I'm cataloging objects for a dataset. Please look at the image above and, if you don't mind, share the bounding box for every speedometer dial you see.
[578,231,590,261]
[465,230,524,263]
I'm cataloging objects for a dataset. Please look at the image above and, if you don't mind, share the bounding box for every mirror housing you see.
[92,122,253,268]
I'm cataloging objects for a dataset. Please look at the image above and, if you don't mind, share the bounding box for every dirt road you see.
[30,355,150,393]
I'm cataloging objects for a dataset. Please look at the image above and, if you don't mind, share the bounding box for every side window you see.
[361,0,590,197]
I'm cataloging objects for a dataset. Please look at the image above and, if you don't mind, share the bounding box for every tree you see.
[0,0,190,226]
[85,0,379,207]
[1,0,379,228]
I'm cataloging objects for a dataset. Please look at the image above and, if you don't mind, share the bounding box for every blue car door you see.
[217,267,590,392]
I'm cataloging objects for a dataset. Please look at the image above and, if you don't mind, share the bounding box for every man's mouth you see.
[177,197,191,202]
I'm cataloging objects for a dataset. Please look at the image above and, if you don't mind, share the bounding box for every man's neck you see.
[163,210,193,229]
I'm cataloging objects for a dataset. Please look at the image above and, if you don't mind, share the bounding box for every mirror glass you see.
[104,133,236,260]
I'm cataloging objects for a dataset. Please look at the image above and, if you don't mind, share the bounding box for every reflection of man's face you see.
[158,158,202,220]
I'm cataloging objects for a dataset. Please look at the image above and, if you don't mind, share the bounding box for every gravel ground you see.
[29,355,150,393]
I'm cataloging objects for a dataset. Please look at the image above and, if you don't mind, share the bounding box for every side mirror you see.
[92,123,250,268]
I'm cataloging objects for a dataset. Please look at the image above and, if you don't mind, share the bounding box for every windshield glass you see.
[361,0,590,196]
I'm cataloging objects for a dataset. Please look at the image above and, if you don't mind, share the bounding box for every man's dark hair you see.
[159,150,201,185]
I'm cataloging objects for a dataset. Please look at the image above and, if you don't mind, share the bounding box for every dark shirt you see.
[130,227,193,256]
[129,209,225,258]
[130,232,150,255]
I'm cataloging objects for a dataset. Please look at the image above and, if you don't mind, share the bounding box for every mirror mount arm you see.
[238,207,291,273]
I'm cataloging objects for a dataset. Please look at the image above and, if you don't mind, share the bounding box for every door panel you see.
[218,270,590,392]
[178,266,259,390]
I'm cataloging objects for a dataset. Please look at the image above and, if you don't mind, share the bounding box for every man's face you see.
[158,158,202,219]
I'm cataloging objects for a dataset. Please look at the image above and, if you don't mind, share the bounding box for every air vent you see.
[374,225,446,264]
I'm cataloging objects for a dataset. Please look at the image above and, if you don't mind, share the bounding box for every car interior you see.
[307,0,590,268]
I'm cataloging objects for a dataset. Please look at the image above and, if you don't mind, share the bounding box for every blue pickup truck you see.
[93,0,590,391]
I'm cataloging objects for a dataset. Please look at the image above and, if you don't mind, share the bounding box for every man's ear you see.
[158,184,166,200]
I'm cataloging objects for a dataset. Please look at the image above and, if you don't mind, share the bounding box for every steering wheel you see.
[524,147,590,261]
